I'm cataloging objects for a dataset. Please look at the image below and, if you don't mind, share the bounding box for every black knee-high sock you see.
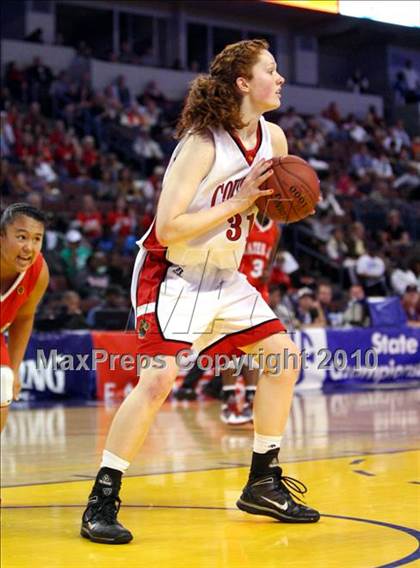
[249,448,281,482]
[91,467,122,499]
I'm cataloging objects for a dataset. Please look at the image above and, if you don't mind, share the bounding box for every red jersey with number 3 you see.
[239,218,279,300]
[0,253,44,335]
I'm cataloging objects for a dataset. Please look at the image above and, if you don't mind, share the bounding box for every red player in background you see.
[0,204,49,432]
[239,212,280,301]
[221,212,281,424]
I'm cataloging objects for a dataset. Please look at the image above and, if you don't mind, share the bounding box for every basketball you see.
[256,155,320,223]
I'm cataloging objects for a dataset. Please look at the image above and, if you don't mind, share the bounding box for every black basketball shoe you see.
[81,472,133,544]
[236,468,320,523]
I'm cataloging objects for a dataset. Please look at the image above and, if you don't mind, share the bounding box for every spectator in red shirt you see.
[76,195,103,239]
[106,197,137,237]
[81,136,98,170]
[14,132,37,160]
[55,132,77,163]
[49,120,66,146]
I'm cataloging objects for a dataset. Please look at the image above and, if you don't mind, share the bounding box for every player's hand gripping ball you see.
[256,155,320,223]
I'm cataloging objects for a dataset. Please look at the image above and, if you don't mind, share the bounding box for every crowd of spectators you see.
[1,53,419,331]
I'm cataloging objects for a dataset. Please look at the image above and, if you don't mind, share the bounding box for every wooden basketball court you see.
[1,388,419,567]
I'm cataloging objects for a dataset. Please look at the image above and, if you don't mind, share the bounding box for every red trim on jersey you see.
[201,318,285,357]
[135,246,192,357]
[230,121,262,166]
[142,221,166,253]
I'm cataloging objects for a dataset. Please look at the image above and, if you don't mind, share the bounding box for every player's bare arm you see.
[156,133,274,246]
[7,260,49,399]
[266,122,288,157]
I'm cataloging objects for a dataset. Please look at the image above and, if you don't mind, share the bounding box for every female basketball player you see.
[81,39,319,544]
[0,204,49,432]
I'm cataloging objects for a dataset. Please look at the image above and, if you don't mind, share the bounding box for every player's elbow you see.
[155,225,169,247]
[155,222,177,247]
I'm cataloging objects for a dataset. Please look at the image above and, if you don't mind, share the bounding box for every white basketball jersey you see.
[164,117,273,270]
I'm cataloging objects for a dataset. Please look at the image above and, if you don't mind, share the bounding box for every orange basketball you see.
[256,155,320,223]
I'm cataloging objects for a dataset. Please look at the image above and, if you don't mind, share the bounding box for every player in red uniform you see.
[239,212,280,301]
[221,213,281,424]
[0,204,49,432]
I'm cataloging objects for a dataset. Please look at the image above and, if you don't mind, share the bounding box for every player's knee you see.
[0,366,14,407]
[137,367,177,404]
[260,335,301,380]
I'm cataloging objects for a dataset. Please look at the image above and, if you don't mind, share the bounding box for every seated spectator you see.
[8,170,33,197]
[97,224,116,253]
[117,167,137,196]
[356,244,387,296]
[385,120,411,152]
[350,144,373,178]
[15,131,37,160]
[81,136,98,171]
[369,179,392,203]
[97,169,118,200]
[268,285,296,331]
[371,153,393,180]
[54,131,81,176]
[318,183,344,216]
[347,68,369,94]
[346,222,366,259]
[335,172,359,197]
[295,287,326,328]
[401,285,420,326]
[86,285,128,329]
[316,281,335,326]
[112,75,132,108]
[76,195,103,239]
[34,156,57,183]
[326,228,348,263]
[60,229,91,281]
[278,106,305,136]
[57,291,88,329]
[342,284,370,327]
[133,128,163,176]
[300,127,325,158]
[345,116,369,144]
[143,81,167,106]
[120,103,145,128]
[106,197,137,237]
[1,111,16,157]
[139,96,161,131]
[80,251,110,296]
[322,102,341,124]
[380,209,411,248]
[390,260,417,296]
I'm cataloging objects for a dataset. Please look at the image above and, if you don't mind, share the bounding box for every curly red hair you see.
[176,39,269,138]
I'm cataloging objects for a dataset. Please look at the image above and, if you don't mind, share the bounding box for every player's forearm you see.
[7,316,35,373]
[157,199,245,246]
